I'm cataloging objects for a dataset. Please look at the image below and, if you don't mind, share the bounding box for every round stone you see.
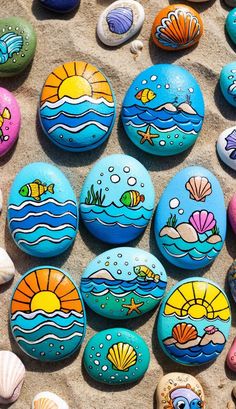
[0,17,36,77]
[217,126,236,171]
[39,0,80,12]
[83,328,150,384]
[79,154,155,243]
[226,9,236,45]
[157,277,231,366]
[80,247,167,319]
[0,87,20,157]
[10,266,86,361]
[121,64,204,156]
[220,62,236,107]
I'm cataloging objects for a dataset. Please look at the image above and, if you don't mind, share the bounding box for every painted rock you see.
[156,372,205,408]
[80,247,167,319]
[0,17,36,77]
[155,166,226,270]
[220,62,236,107]
[228,194,236,235]
[121,64,204,156]
[32,391,69,409]
[10,266,86,361]
[151,5,203,51]
[157,277,231,366]
[217,126,236,171]
[228,260,236,303]
[226,9,236,45]
[0,88,20,157]
[227,337,236,372]
[79,154,155,243]
[39,61,116,152]
[83,328,150,384]
[40,0,80,13]
[97,0,145,47]
[7,162,78,257]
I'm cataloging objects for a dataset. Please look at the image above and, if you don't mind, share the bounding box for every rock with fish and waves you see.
[217,126,236,171]
[83,328,150,384]
[0,17,36,77]
[10,266,86,361]
[226,9,236,45]
[39,0,80,13]
[39,61,116,152]
[79,154,155,244]
[154,166,226,270]
[80,247,167,319]
[32,391,69,409]
[97,0,145,47]
[121,64,204,156]
[220,62,236,107]
[157,277,231,366]
[7,162,78,257]
[0,88,21,157]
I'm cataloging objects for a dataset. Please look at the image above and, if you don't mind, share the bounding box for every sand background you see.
[0,0,236,407]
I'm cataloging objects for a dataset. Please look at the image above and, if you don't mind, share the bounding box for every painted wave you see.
[165,341,225,365]
[161,236,222,261]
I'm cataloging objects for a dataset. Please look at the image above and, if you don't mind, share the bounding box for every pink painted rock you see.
[0,88,20,157]
[228,193,236,234]
[227,337,236,372]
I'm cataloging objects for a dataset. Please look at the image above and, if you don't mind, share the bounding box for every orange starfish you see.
[137,125,159,145]
[122,298,144,315]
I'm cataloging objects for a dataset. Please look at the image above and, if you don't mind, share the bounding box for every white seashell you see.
[0,350,25,404]
[130,39,143,56]
[32,391,69,409]
[0,247,15,285]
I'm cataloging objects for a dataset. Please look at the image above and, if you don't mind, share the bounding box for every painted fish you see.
[120,190,145,207]
[134,265,160,282]
[19,180,55,201]
[135,88,156,104]
[0,107,11,141]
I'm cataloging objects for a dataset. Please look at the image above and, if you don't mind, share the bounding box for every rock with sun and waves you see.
[39,61,116,152]
[80,247,167,319]
[7,162,78,257]
[79,154,155,244]
[121,64,204,156]
[220,62,236,108]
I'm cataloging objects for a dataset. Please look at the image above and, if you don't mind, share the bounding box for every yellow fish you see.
[19,180,55,201]
[135,89,156,104]
[0,107,11,135]
[134,265,160,282]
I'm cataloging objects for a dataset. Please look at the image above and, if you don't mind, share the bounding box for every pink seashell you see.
[204,326,217,334]
[228,193,236,235]
[189,210,216,234]
[227,337,236,372]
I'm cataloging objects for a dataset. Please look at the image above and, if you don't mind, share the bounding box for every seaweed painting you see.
[85,184,105,206]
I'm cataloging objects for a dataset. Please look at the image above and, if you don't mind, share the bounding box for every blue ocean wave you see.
[161,236,222,261]
[165,342,224,365]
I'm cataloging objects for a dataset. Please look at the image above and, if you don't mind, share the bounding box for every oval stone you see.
[154,166,226,270]
[80,247,167,319]
[97,0,145,47]
[10,266,86,361]
[227,337,236,372]
[7,162,78,257]
[121,64,204,156]
[217,126,236,171]
[220,62,236,107]
[0,87,21,157]
[226,9,236,45]
[40,0,80,12]
[79,154,155,243]
[228,260,236,303]
[83,328,150,384]
[157,277,231,366]
[151,5,203,51]
[39,61,116,152]
[0,17,37,77]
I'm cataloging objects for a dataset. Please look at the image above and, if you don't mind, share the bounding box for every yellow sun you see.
[31,291,60,313]
[58,76,92,99]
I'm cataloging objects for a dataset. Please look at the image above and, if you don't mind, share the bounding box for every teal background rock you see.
[226,9,236,45]
[220,62,236,107]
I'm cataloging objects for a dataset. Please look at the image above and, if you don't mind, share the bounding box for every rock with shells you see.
[0,350,25,404]
[32,391,69,409]
[0,247,15,285]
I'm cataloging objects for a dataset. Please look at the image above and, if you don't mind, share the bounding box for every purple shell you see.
[106,7,133,35]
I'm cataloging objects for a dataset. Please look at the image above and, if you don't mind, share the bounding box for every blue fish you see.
[0,32,23,64]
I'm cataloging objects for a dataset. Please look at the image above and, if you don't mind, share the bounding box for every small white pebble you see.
[130,40,143,58]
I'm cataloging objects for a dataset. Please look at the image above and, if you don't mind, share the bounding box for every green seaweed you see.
[85,184,105,206]
[166,214,177,228]
[211,225,220,235]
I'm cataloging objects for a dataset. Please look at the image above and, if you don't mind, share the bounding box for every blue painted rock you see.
[10,266,86,361]
[157,277,231,366]
[79,154,155,243]
[0,87,21,157]
[226,9,236,45]
[121,64,204,156]
[220,62,236,107]
[228,260,236,303]
[0,17,36,77]
[40,0,80,12]
[154,166,226,270]
[217,126,236,171]
[80,247,167,319]
[83,328,150,384]
[97,0,145,47]
[7,162,78,257]
[39,61,116,152]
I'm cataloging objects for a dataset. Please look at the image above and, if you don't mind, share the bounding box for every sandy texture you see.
[0,0,236,408]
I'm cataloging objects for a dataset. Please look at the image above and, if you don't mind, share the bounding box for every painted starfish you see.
[137,125,159,146]
[122,298,144,315]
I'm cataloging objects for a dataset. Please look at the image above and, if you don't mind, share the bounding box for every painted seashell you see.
[130,39,143,56]
[107,7,133,34]
[172,323,198,344]
[228,193,236,235]
[185,176,212,202]
[0,247,15,285]
[227,337,236,372]
[107,342,137,371]
[32,391,69,409]
[0,350,25,404]
[220,62,236,108]
[217,126,236,171]
[189,210,216,234]
[151,4,203,51]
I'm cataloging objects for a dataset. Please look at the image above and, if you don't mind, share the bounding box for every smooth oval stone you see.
[228,260,236,303]
[220,62,236,107]
[83,328,150,384]
[228,193,236,234]
[157,277,231,366]
[154,166,226,270]
[80,247,167,319]
[226,9,236,45]
[10,266,86,361]
[40,0,80,12]
[151,5,203,51]
[227,337,236,372]
[39,61,116,152]
[0,17,36,77]
[121,64,204,156]
[7,162,78,257]
[217,126,236,171]
[156,372,205,408]
[0,88,21,157]
[97,0,145,47]
[79,154,155,243]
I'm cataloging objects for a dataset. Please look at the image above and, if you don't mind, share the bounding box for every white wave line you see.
[12,320,84,334]
[125,121,198,135]
[16,332,83,345]
[17,235,72,246]
[12,223,75,237]
[48,121,108,134]
[42,109,113,120]
[90,289,161,299]
[12,309,83,320]
[163,246,188,258]
[84,217,145,229]
[8,198,76,211]
[9,210,77,224]
[41,95,115,109]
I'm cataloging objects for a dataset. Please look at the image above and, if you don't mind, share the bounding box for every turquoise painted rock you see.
[154,166,226,270]
[226,9,236,45]
[0,17,36,77]
[157,277,231,366]
[10,266,86,361]
[40,0,80,12]
[83,328,150,384]
[121,64,204,156]
[220,62,236,107]
[79,154,155,243]
[7,162,78,257]
[80,247,167,319]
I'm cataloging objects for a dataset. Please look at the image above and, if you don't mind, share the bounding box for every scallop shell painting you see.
[0,350,25,404]
[32,391,69,409]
